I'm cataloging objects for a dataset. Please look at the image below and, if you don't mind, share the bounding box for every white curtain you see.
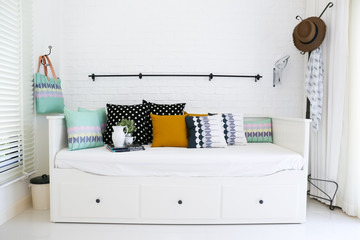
[309,0,360,217]
[336,0,360,217]
[308,0,349,206]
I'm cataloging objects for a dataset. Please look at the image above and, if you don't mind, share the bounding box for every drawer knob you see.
[96,199,101,203]
[259,200,264,204]
[178,200,183,205]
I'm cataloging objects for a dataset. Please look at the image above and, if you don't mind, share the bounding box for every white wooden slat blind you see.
[0,0,35,186]
[20,0,35,175]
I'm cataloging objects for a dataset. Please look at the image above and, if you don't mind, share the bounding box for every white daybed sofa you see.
[48,116,310,224]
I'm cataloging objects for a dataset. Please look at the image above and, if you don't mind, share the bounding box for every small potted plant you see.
[117,119,137,137]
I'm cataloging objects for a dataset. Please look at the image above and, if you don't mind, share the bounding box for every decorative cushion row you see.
[65,102,272,150]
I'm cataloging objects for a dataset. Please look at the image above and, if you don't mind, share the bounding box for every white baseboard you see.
[0,194,32,226]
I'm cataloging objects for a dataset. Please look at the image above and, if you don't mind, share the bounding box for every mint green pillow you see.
[64,108,104,151]
[78,107,107,134]
[244,118,273,143]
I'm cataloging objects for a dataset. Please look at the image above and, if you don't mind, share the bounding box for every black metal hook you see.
[45,45,52,56]
[255,74,262,82]
[295,15,303,21]
[209,73,213,81]
[319,2,334,19]
[41,46,52,66]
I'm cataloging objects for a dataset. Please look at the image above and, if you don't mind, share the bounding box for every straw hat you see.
[292,17,326,52]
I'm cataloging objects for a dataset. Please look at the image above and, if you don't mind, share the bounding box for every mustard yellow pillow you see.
[151,114,188,147]
[184,111,209,117]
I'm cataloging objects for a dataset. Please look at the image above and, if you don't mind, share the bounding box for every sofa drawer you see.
[222,184,299,219]
[140,185,221,219]
[60,183,139,219]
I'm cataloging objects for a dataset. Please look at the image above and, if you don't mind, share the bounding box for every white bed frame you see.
[48,116,310,224]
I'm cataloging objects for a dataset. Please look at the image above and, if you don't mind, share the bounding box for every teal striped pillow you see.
[78,107,107,134]
[64,108,104,151]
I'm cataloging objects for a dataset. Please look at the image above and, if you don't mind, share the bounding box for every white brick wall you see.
[33,0,306,173]
[35,0,306,116]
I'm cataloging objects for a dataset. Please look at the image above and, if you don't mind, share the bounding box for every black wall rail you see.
[88,73,262,82]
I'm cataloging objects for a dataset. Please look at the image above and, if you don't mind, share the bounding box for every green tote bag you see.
[34,55,65,114]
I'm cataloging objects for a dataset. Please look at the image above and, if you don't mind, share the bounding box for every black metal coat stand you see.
[297,2,339,210]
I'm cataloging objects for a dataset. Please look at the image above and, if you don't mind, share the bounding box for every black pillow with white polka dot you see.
[143,100,186,143]
[104,103,149,145]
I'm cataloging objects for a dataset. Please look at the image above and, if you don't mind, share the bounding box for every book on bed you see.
[106,144,145,152]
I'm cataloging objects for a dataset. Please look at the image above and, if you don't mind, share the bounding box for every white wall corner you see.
[0,194,32,226]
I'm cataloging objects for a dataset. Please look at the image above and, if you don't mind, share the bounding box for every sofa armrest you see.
[47,115,67,172]
[271,117,311,171]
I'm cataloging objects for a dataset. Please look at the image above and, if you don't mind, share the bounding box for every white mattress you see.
[55,143,304,177]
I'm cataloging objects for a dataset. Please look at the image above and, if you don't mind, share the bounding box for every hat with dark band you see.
[292,17,326,52]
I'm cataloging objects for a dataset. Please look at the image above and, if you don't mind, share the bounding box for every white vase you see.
[112,126,128,148]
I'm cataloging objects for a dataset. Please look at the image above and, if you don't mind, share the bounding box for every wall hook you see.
[295,15,303,21]
[319,2,334,19]
[255,74,262,82]
[41,46,52,66]
[273,55,290,87]
[45,45,52,56]
[209,73,213,81]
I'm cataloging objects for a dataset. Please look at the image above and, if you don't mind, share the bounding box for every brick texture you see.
[36,0,306,117]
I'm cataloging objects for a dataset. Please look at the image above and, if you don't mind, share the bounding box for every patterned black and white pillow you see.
[185,115,227,148]
[103,103,149,145]
[221,113,247,145]
[143,100,186,143]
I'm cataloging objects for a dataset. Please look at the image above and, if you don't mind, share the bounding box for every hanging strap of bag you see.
[44,55,58,82]
[42,56,49,79]
[37,55,58,82]
[37,55,49,81]
[37,55,48,79]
